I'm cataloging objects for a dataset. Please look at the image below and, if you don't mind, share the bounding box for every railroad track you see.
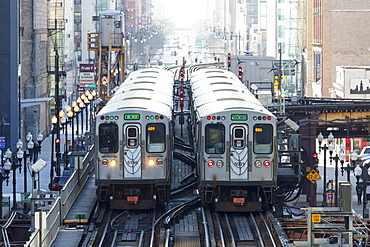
[201,208,285,247]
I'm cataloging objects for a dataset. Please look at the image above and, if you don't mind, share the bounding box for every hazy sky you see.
[163,0,207,28]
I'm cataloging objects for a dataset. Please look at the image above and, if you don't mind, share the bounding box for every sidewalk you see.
[1,132,68,216]
[286,163,365,219]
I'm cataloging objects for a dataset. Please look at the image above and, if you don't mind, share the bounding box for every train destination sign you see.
[231,114,247,121]
[124,114,140,120]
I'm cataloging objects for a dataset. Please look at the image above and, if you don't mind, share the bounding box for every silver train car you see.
[95,68,174,209]
[190,68,278,212]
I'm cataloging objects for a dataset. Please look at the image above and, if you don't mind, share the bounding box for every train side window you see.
[253,124,273,154]
[205,124,225,154]
[99,124,119,153]
[233,127,245,149]
[126,126,139,148]
[146,123,165,153]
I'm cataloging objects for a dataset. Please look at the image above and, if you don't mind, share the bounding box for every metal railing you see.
[25,146,94,247]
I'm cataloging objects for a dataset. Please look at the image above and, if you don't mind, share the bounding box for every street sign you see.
[2,197,9,207]
[0,136,6,149]
[312,213,321,223]
[21,192,31,203]
[306,169,321,184]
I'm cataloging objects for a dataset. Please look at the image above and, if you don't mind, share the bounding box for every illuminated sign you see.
[231,114,247,121]
[147,126,156,131]
[254,127,263,133]
[124,114,140,120]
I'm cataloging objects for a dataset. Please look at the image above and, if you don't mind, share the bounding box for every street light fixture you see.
[4,148,18,210]
[26,134,34,194]
[67,109,74,153]
[317,132,335,206]
[50,116,58,189]
[339,150,345,175]
[356,164,370,218]
[73,105,81,139]
[37,132,43,153]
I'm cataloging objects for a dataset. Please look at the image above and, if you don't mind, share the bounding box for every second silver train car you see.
[190,68,278,212]
[95,68,174,209]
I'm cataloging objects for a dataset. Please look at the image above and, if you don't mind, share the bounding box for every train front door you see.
[123,124,141,178]
[230,124,249,180]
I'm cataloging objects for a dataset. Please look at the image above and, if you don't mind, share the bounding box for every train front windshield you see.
[205,124,225,154]
[146,123,166,152]
[253,124,273,154]
[99,124,119,153]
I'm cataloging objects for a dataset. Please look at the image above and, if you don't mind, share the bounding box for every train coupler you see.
[204,187,215,203]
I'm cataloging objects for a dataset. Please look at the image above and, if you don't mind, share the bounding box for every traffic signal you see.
[227,53,231,69]
[179,87,185,96]
[179,67,184,81]
[179,96,184,109]
[312,153,319,166]
[55,138,61,152]
[238,66,243,81]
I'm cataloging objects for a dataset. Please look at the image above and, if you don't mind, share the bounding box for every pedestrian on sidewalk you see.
[356,183,362,205]
[326,180,333,190]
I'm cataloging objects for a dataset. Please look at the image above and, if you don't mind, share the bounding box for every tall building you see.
[20,0,50,143]
[0,0,19,150]
[306,1,370,98]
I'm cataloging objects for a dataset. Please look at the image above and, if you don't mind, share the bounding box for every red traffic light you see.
[55,139,61,144]
[179,90,184,95]
[312,153,318,158]
[180,96,184,101]
[238,66,243,80]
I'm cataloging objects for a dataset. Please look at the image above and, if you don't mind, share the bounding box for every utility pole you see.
[55,47,61,177]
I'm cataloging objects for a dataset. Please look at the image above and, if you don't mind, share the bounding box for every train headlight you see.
[110,159,118,167]
[254,160,262,168]
[207,160,214,167]
[263,160,271,167]
[102,159,109,166]
[157,158,163,166]
[216,160,223,168]
[148,159,155,166]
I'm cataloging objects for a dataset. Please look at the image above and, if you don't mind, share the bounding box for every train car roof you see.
[115,82,174,96]
[97,98,173,119]
[127,68,173,79]
[122,76,174,85]
[107,90,173,108]
[190,68,236,79]
[195,100,275,119]
[191,77,244,91]
[193,91,262,109]
[190,83,250,99]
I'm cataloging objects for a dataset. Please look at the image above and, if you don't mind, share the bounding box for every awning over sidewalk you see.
[21,97,53,108]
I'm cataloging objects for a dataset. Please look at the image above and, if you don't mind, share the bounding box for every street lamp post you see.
[0,165,10,218]
[317,132,335,206]
[4,148,17,210]
[26,134,34,193]
[73,105,81,149]
[355,165,370,218]
[67,110,74,154]
[78,100,85,137]
[50,116,57,189]
[15,146,23,210]
[1,159,11,218]
[364,166,370,218]
[350,151,359,181]
[61,114,67,166]
[332,154,339,207]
